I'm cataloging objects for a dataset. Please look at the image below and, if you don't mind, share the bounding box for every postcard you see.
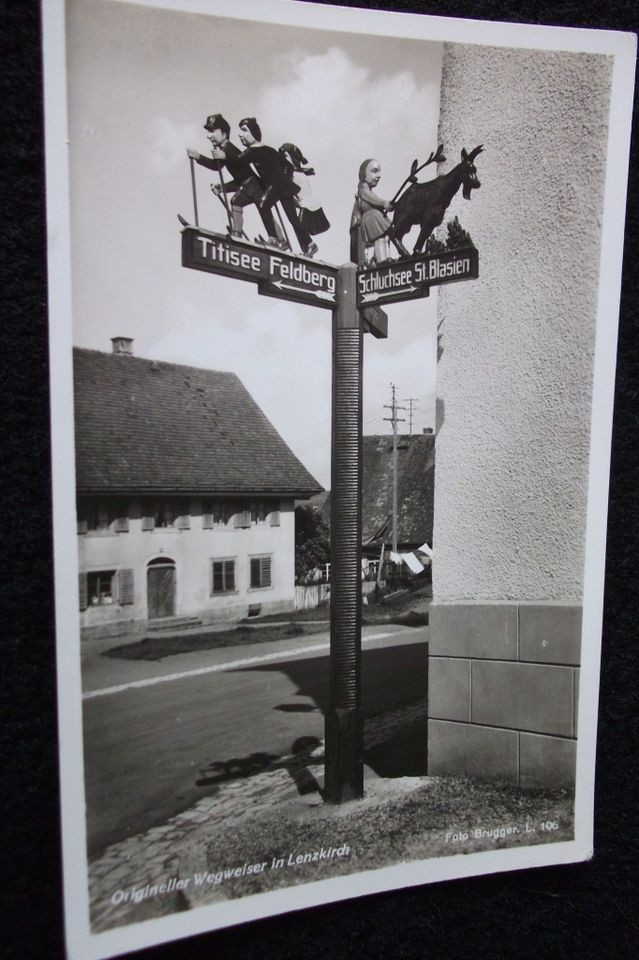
[42,1,636,957]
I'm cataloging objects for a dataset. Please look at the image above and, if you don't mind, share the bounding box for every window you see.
[250,555,272,589]
[251,501,269,524]
[79,569,134,611]
[212,559,236,594]
[202,499,233,528]
[142,499,190,530]
[156,499,179,528]
[87,570,117,606]
[77,498,129,534]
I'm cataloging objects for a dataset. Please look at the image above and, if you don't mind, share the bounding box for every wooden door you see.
[147,564,175,619]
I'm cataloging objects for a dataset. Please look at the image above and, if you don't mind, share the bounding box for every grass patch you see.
[241,607,329,625]
[240,601,430,629]
[362,609,429,627]
[102,622,327,661]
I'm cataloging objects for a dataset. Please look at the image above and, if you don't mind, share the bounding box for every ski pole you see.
[189,156,199,227]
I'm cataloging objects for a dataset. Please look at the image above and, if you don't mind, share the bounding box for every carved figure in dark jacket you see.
[187,113,280,242]
[238,117,317,257]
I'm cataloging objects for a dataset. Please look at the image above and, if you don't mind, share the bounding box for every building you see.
[360,433,434,563]
[74,339,322,638]
[318,432,435,578]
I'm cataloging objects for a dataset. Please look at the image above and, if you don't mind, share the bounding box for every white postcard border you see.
[42,2,637,959]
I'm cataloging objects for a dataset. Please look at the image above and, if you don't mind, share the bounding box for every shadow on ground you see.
[195,641,430,792]
[195,736,323,797]
[231,640,428,721]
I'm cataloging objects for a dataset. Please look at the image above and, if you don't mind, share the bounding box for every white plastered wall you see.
[433,44,612,602]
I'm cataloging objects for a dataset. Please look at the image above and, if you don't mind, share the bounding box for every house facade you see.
[75,340,322,638]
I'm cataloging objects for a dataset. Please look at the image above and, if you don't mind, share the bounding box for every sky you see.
[66,0,444,488]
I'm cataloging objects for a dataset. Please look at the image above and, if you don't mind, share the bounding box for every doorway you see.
[147,557,176,619]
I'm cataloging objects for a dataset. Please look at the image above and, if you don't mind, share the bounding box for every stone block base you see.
[428,601,581,789]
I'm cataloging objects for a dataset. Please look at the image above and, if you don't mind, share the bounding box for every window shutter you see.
[226,561,235,592]
[263,556,272,586]
[269,510,280,527]
[77,519,88,535]
[142,516,155,531]
[235,510,251,529]
[114,516,129,533]
[119,569,135,605]
[178,514,191,530]
[250,558,260,588]
[203,514,214,529]
[79,573,88,611]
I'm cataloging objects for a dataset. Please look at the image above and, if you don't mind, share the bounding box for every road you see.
[82,625,429,858]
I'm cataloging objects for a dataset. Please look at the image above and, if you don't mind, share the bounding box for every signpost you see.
[182,226,338,309]
[181,221,479,804]
[357,247,478,308]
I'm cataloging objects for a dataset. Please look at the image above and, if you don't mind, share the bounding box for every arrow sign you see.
[181,225,338,310]
[360,284,417,304]
[270,279,336,304]
[356,247,478,309]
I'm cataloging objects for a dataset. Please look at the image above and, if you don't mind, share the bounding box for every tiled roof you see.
[73,348,322,497]
[319,434,434,547]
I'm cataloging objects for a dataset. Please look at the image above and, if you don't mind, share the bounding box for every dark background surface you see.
[1,1,636,957]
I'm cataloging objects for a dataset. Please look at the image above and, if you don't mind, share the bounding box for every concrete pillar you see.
[429,44,612,788]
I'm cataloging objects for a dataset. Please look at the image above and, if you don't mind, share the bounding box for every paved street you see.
[82,625,429,859]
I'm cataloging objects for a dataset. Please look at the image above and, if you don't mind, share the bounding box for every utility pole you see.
[325,263,364,802]
[383,384,406,554]
[403,396,419,436]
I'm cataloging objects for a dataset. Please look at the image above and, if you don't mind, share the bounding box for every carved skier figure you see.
[238,117,317,257]
[350,159,393,267]
[186,113,281,244]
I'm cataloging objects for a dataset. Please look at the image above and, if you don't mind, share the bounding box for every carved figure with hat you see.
[186,113,282,244]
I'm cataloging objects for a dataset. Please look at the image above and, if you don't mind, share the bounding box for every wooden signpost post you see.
[181,222,478,803]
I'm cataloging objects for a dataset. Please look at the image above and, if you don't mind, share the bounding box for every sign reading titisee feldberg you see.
[182,226,338,309]
[356,247,479,308]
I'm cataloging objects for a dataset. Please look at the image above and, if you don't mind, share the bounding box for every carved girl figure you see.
[350,159,393,266]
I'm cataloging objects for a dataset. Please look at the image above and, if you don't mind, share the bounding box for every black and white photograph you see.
[40,1,636,957]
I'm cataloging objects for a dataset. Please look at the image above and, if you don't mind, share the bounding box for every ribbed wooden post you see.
[325,263,364,803]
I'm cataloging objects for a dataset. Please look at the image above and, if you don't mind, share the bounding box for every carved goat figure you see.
[389,145,483,256]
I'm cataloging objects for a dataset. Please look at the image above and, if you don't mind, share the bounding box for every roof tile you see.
[73,348,322,497]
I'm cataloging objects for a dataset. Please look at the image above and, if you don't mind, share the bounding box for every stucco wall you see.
[433,44,612,601]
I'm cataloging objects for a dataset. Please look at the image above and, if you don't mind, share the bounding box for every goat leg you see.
[413,224,431,254]
[387,223,411,258]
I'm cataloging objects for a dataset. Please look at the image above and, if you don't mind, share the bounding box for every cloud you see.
[258,47,429,152]
[147,117,202,174]
[256,46,440,264]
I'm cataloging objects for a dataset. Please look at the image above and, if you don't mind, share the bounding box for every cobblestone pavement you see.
[88,699,428,931]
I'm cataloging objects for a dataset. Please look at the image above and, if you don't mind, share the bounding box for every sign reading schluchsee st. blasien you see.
[182,226,338,309]
[356,246,478,308]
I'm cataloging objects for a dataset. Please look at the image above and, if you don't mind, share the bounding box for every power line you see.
[383,383,407,554]
[402,396,419,435]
